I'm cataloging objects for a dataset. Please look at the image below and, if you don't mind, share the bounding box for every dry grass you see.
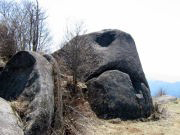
[9,75,180,135]
[65,98,180,135]
[60,75,96,135]
[90,99,180,135]
[10,100,29,118]
[147,102,168,121]
[50,73,180,135]
[63,90,95,135]
[0,57,5,67]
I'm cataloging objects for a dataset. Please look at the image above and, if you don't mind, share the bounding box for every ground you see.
[69,98,180,135]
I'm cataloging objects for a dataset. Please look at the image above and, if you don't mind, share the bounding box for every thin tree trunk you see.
[73,70,77,94]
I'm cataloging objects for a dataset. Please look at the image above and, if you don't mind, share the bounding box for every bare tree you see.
[0,23,16,59]
[0,0,51,52]
[155,88,167,97]
[60,23,97,94]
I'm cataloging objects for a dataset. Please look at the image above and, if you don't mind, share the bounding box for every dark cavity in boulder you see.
[95,31,116,47]
[0,51,36,100]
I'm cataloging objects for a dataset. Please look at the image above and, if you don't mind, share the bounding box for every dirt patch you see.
[127,127,142,134]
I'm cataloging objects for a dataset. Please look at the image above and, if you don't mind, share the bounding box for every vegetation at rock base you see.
[54,23,100,95]
[51,76,180,135]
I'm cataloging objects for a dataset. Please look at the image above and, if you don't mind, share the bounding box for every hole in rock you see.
[95,32,116,47]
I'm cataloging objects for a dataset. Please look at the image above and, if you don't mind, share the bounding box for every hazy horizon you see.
[148,80,180,97]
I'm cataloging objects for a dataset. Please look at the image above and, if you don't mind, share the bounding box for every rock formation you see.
[0,51,57,135]
[0,97,24,135]
[54,29,153,119]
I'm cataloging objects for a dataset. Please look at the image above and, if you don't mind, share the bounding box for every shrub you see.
[148,102,168,121]
[155,88,167,97]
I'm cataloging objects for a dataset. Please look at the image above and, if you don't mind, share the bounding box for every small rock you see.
[109,118,122,124]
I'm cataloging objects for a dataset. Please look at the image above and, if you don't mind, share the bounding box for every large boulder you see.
[0,51,55,135]
[0,97,24,135]
[54,29,153,119]
[85,30,153,119]
[87,70,151,119]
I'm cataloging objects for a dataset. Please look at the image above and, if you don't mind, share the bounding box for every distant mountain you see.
[148,80,180,97]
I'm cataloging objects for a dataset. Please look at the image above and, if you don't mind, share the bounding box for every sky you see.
[36,0,180,82]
